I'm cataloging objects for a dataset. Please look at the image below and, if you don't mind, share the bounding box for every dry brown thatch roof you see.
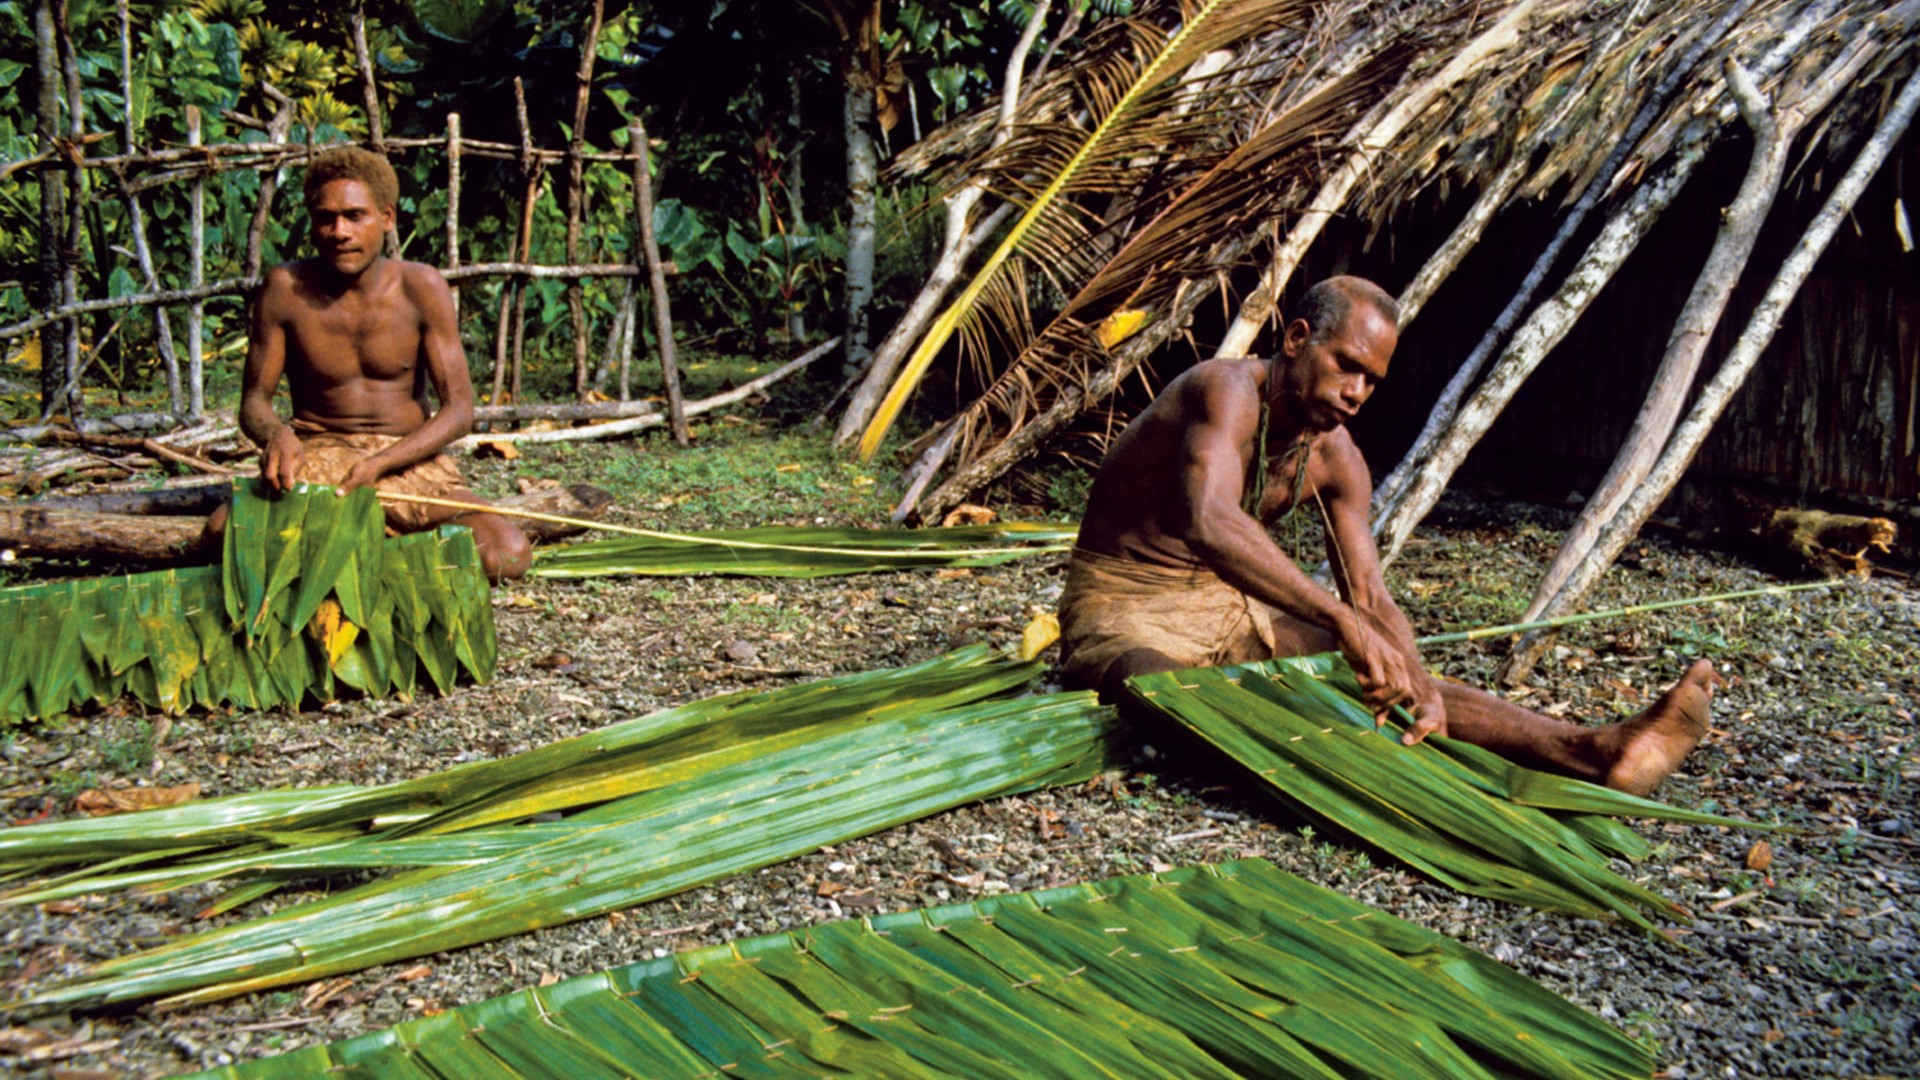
[875,0,1917,519]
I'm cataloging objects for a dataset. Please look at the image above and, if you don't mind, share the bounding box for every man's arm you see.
[1317,433,1446,741]
[1171,373,1393,673]
[240,268,303,492]
[336,265,475,492]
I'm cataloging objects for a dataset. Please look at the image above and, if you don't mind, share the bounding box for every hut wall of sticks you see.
[1340,121,1918,509]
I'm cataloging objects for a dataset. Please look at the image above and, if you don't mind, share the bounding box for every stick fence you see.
[7,1,679,420]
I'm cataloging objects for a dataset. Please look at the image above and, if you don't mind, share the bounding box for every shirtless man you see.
[1058,275,1718,795]
[208,147,530,581]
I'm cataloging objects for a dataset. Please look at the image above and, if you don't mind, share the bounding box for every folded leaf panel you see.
[197,860,1651,1080]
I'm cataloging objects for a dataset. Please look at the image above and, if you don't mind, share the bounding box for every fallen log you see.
[0,483,616,564]
[20,482,230,516]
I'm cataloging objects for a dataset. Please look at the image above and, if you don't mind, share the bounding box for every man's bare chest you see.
[287,301,422,381]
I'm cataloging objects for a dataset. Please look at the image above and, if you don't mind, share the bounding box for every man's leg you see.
[450,510,533,582]
[195,502,230,561]
[1262,611,1719,795]
[399,485,532,582]
[1098,647,1187,703]
[1432,665,1720,795]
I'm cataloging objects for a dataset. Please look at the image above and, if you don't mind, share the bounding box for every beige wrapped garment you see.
[289,420,468,534]
[1057,548,1281,692]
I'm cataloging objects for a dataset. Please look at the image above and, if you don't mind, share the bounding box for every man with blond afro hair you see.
[202,146,531,580]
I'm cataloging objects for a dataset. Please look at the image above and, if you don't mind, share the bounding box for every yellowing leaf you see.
[1019,613,1061,661]
[1094,308,1151,349]
[307,597,361,666]
[74,783,203,816]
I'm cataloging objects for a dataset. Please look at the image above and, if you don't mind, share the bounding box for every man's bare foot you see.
[1602,659,1723,796]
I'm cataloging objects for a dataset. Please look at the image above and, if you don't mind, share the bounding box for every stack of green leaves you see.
[4,645,1119,1007]
[1129,655,1769,932]
[198,858,1651,1080]
[527,521,1078,578]
[0,482,494,722]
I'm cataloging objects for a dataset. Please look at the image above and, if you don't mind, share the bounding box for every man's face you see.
[1278,302,1396,432]
[307,178,393,278]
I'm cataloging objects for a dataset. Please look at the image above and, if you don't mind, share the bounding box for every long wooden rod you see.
[370,489,1072,559]
[1416,581,1837,646]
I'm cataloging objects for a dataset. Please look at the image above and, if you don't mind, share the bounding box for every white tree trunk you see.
[1522,45,1873,620]
[834,0,1053,445]
[843,54,879,376]
[1369,3,1837,568]
[1371,0,1767,516]
[1502,62,1918,680]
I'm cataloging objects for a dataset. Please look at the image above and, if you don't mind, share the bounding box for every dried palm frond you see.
[922,41,1411,481]
[525,521,1078,579]
[1129,654,1769,932]
[857,0,1328,460]
[0,482,493,723]
[4,644,1120,1007]
[202,859,1651,1080]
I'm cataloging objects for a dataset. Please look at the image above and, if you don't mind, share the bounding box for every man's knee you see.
[455,513,532,581]
[1098,647,1184,703]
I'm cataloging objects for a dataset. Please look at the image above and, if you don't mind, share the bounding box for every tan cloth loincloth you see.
[289,420,466,534]
[1056,548,1282,692]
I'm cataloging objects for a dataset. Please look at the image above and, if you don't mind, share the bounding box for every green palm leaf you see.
[17,689,1118,1007]
[197,859,1650,1080]
[527,521,1077,578]
[857,0,1310,459]
[1129,655,1770,931]
[0,644,1038,868]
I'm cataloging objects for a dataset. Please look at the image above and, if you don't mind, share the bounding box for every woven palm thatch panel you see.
[1130,655,1765,931]
[0,482,493,721]
[201,858,1649,1080]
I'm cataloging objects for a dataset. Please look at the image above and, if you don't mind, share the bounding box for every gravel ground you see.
[0,447,1914,1079]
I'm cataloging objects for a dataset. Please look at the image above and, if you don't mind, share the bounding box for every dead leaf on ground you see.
[1746,839,1774,872]
[1036,808,1066,842]
[23,1036,119,1063]
[73,782,201,816]
[515,476,560,494]
[935,568,973,580]
[941,503,996,527]
[301,977,356,1010]
[0,1027,55,1052]
[472,439,521,460]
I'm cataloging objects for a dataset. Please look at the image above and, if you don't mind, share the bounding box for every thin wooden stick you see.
[370,490,1068,560]
[632,119,688,443]
[563,0,605,401]
[186,105,206,418]
[445,112,461,319]
[351,0,384,152]
[1415,581,1838,646]
[139,439,236,477]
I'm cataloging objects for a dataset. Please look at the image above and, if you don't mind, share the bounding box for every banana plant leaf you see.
[0,481,492,723]
[197,858,1650,1080]
[15,686,1119,1007]
[526,521,1078,579]
[1129,654,1771,932]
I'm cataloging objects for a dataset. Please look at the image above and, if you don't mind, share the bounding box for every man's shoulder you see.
[392,259,452,288]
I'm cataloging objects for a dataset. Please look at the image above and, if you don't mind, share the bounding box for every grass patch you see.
[511,420,899,530]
